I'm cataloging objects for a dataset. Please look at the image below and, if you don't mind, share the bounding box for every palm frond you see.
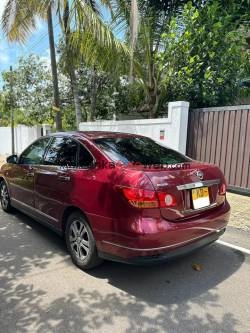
[69,1,128,49]
[108,0,131,34]
[1,0,66,42]
[69,27,130,75]
[86,0,101,15]
[1,0,39,42]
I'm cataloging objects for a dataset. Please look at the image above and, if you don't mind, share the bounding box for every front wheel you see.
[65,212,103,270]
[0,181,12,213]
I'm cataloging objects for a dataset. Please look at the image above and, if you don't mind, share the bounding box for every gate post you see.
[168,101,190,154]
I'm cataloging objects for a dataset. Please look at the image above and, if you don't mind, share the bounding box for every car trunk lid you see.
[143,162,226,221]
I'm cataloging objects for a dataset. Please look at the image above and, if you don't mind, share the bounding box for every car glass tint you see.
[44,137,78,166]
[94,137,190,165]
[19,137,50,165]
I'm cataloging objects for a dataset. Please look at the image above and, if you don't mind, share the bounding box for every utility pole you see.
[10,66,15,155]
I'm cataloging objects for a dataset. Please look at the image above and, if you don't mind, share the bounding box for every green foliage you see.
[114,79,145,116]
[70,69,144,121]
[109,0,212,117]
[157,1,250,107]
[0,53,144,127]
[1,0,249,127]
[0,93,11,126]
[2,55,55,125]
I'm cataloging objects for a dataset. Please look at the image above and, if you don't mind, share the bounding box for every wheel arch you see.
[61,206,91,235]
[0,176,8,189]
[0,176,11,192]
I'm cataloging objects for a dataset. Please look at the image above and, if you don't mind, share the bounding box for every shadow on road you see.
[0,210,246,333]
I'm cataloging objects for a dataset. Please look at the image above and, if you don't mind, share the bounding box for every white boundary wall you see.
[0,102,190,156]
[79,101,190,154]
[0,125,42,155]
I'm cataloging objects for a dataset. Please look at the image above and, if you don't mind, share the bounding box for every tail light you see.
[120,187,159,208]
[219,183,227,195]
[158,192,177,208]
[119,187,177,209]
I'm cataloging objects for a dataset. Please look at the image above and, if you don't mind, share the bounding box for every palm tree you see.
[109,0,205,118]
[47,3,62,130]
[61,0,82,128]
[1,0,128,128]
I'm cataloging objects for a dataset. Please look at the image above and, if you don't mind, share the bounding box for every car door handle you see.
[58,175,71,182]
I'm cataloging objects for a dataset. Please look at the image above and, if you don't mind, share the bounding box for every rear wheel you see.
[65,211,103,270]
[0,181,12,213]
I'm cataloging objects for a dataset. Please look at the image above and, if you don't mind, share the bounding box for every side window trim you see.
[41,136,56,166]
[40,136,54,165]
[75,140,96,170]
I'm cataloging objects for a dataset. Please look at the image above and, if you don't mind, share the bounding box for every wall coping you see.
[87,118,172,126]
[192,105,250,112]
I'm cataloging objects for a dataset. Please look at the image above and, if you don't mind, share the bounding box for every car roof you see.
[49,131,144,140]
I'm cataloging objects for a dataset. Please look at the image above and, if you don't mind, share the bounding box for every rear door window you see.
[44,137,78,167]
[94,137,190,166]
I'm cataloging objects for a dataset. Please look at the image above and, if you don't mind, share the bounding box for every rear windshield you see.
[94,137,191,166]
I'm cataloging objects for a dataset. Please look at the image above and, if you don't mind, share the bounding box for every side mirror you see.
[6,155,18,164]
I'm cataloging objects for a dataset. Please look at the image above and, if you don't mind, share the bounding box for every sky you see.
[0,0,67,86]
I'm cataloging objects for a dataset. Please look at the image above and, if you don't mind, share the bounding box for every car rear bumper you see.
[96,199,230,263]
[99,227,226,264]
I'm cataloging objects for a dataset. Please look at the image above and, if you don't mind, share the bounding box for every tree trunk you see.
[70,69,82,129]
[90,67,97,121]
[147,58,159,118]
[47,4,62,131]
[63,0,82,129]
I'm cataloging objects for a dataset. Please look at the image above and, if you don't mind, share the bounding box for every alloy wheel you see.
[69,220,90,261]
[1,183,9,210]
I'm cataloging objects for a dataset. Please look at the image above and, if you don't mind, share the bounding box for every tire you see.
[0,180,13,213]
[65,211,103,270]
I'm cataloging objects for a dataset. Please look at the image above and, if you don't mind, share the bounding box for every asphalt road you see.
[0,209,249,333]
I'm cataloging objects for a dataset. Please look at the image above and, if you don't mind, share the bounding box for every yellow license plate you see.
[192,187,210,209]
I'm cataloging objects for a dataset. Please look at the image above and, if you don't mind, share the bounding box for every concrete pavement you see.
[0,209,249,333]
[226,192,250,230]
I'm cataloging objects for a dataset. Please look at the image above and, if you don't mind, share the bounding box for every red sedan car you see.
[0,132,230,270]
